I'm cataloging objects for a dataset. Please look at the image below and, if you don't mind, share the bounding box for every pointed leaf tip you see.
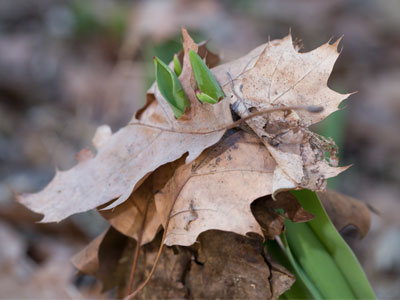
[189,49,225,104]
[154,56,189,118]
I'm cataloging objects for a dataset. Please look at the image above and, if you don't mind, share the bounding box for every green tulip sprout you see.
[153,56,189,119]
[267,190,376,299]
[189,49,225,104]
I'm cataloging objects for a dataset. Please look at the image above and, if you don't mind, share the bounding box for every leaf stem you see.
[124,228,166,299]
[125,176,191,299]
[126,197,150,296]
[224,105,323,131]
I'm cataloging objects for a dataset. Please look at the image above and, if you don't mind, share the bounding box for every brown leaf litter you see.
[18,28,362,299]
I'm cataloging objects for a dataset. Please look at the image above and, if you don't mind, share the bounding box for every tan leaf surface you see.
[155,131,277,246]
[241,35,350,126]
[71,230,107,277]
[99,159,184,245]
[214,35,350,194]
[18,29,232,222]
[98,182,160,246]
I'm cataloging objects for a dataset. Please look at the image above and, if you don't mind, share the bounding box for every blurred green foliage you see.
[69,0,128,41]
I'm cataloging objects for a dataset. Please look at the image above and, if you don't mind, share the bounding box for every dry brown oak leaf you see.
[99,137,314,247]
[155,131,313,247]
[17,29,232,222]
[99,158,185,245]
[98,179,161,246]
[213,34,351,195]
[19,32,349,224]
[156,131,274,246]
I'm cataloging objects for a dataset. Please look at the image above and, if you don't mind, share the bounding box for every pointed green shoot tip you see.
[195,91,218,104]
[189,49,224,104]
[154,56,189,119]
[173,54,182,76]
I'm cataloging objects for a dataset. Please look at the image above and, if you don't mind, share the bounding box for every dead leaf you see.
[264,251,296,300]
[96,227,131,293]
[252,199,286,239]
[242,36,349,125]
[274,192,315,223]
[71,230,106,277]
[186,230,293,299]
[216,34,350,194]
[252,192,314,239]
[72,228,191,298]
[18,29,232,222]
[318,189,371,238]
[155,131,277,246]
[98,181,160,246]
[155,130,316,247]
[73,227,131,293]
[130,232,191,299]
[99,158,185,245]
[73,228,293,299]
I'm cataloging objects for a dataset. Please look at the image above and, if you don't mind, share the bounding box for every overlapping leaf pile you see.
[18,29,355,298]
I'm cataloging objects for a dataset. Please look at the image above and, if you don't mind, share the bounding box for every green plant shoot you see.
[291,190,376,299]
[173,54,182,76]
[285,217,356,298]
[154,56,189,119]
[189,49,225,104]
[269,190,376,300]
[266,238,321,299]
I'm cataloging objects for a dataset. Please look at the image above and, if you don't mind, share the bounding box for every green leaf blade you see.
[173,54,182,76]
[154,56,189,119]
[266,239,322,300]
[291,190,376,299]
[189,50,225,103]
[195,91,218,104]
[285,219,356,299]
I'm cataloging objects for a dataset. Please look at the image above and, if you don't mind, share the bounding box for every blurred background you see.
[0,0,399,298]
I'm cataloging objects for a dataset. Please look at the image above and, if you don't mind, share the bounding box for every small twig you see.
[125,177,191,300]
[128,103,323,135]
[125,227,167,300]
[224,105,323,131]
[126,197,150,296]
